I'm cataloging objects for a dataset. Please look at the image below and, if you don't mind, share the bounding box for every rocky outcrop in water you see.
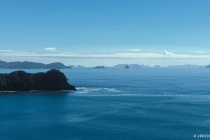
[0,69,76,91]
[94,66,107,68]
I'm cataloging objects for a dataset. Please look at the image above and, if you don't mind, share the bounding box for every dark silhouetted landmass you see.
[0,69,76,91]
[94,66,107,68]
[0,60,71,69]
[125,65,129,69]
[114,64,150,68]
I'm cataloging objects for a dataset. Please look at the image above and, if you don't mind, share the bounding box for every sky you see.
[0,0,210,66]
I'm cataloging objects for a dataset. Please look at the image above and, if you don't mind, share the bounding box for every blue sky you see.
[1,0,210,66]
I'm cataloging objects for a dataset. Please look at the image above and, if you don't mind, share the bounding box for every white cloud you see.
[1,49,210,66]
[131,49,141,52]
[44,47,56,51]
[0,50,209,59]
[164,51,173,56]
[193,51,205,54]
[0,50,15,52]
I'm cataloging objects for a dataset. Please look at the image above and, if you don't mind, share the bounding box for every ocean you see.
[1,68,210,140]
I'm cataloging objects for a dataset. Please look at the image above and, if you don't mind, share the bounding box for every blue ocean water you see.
[1,68,210,140]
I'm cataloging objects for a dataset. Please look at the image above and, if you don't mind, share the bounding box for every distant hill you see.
[167,64,203,68]
[113,64,150,68]
[113,64,204,68]
[0,60,71,69]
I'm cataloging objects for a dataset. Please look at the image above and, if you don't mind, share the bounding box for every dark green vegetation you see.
[0,69,76,91]
[0,60,71,69]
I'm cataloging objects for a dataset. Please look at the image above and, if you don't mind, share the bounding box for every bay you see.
[1,68,210,140]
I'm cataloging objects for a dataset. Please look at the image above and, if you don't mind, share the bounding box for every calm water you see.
[1,68,210,140]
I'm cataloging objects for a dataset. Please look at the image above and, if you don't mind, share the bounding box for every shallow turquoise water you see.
[1,68,210,140]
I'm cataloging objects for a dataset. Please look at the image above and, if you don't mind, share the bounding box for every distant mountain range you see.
[167,64,203,68]
[113,64,205,68]
[0,60,207,69]
[0,60,71,69]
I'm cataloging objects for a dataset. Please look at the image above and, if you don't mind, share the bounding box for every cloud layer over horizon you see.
[44,47,56,51]
[0,49,210,66]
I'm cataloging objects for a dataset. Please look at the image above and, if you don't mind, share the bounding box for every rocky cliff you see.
[0,69,76,91]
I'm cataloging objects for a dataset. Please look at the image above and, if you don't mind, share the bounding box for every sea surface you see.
[1,68,210,140]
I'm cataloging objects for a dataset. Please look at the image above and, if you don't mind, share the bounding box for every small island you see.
[0,69,76,91]
[94,66,107,68]
[125,65,129,69]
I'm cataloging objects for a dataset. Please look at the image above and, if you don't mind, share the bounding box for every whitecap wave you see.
[63,114,93,123]
[0,91,16,93]
[76,87,121,94]
[74,87,210,98]
[74,93,210,98]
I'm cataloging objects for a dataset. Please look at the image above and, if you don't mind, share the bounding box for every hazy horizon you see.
[0,59,207,68]
[1,0,210,66]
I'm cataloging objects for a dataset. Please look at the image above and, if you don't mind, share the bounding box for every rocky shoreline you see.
[0,69,76,91]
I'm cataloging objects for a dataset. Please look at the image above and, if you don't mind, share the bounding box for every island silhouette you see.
[0,69,76,91]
